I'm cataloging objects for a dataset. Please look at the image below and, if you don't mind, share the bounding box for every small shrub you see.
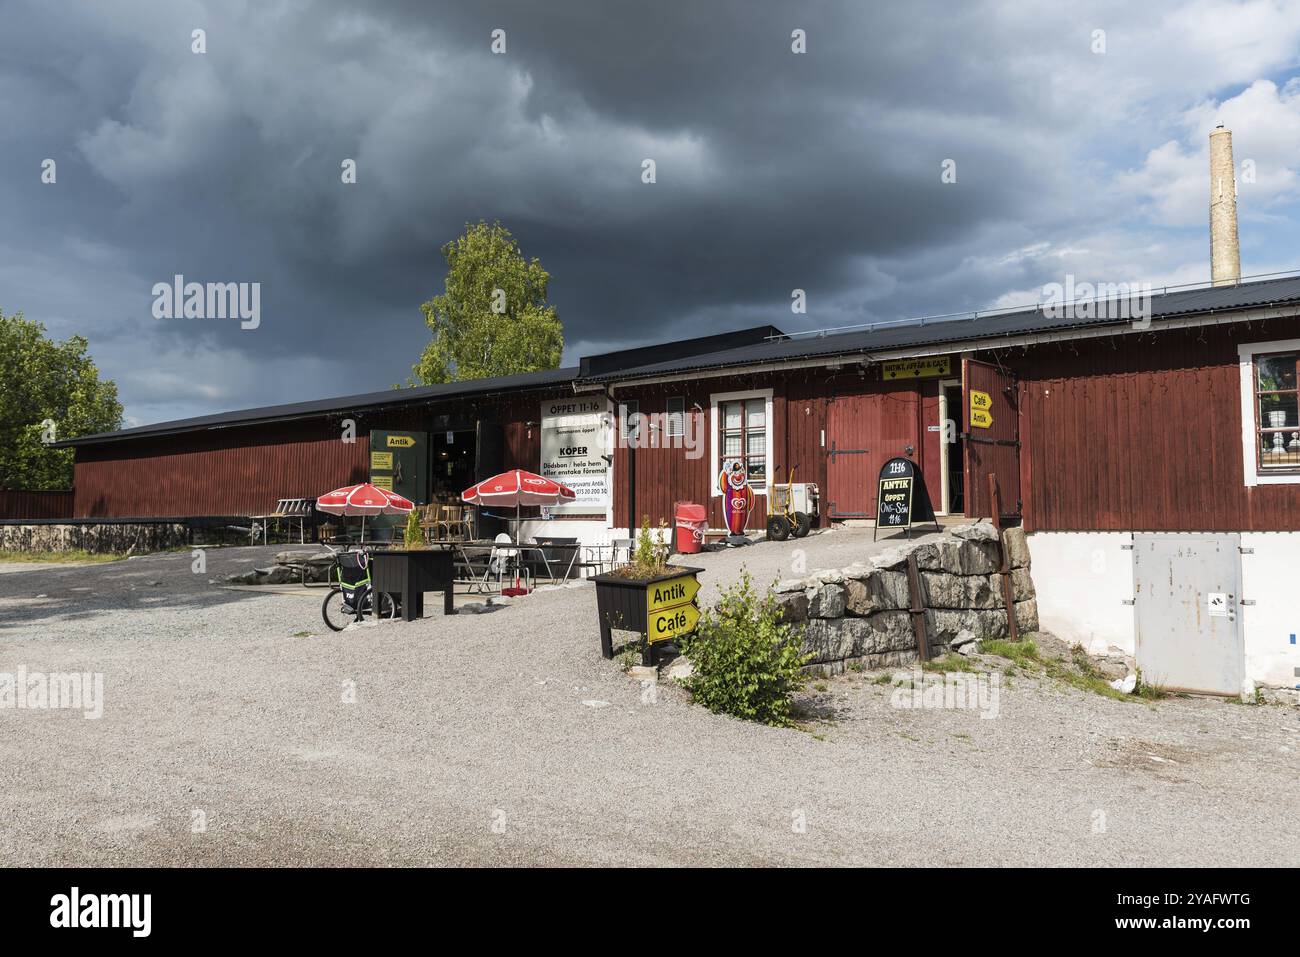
[679,571,810,727]
[629,515,668,578]
[404,510,425,549]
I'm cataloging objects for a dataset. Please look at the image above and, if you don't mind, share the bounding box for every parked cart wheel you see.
[792,511,811,538]
[766,515,792,542]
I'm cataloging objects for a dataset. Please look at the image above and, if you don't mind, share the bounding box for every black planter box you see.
[370,549,455,621]
[592,566,703,664]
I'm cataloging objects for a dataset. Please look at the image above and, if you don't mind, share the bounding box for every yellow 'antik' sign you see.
[882,356,952,380]
[647,575,701,613]
[970,390,993,429]
[644,574,702,643]
[386,435,416,448]
[648,602,701,643]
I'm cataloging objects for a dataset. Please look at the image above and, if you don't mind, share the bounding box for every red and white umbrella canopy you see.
[462,469,576,507]
[316,482,414,516]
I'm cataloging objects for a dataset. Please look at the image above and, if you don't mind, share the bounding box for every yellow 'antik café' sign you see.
[882,357,952,380]
[646,575,701,643]
[969,390,993,429]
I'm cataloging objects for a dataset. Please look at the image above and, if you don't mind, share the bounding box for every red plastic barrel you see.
[674,502,707,554]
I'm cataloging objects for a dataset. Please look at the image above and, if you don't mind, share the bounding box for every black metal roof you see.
[577,325,785,377]
[54,366,581,447]
[56,273,1300,447]
[576,273,1300,383]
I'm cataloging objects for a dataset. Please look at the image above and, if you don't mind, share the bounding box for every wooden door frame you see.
[937,377,961,515]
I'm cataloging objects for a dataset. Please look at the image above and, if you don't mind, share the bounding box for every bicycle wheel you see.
[375,592,399,621]
[321,588,354,631]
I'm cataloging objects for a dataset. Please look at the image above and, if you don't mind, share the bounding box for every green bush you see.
[404,509,425,549]
[679,572,811,727]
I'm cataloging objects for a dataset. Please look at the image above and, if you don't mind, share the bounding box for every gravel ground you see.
[0,532,1296,867]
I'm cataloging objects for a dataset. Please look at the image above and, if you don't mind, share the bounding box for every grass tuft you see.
[980,638,1039,664]
[0,549,122,564]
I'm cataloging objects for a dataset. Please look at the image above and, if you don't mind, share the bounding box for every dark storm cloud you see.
[3,0,1300,424]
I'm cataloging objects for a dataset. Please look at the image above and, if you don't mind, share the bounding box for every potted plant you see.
[404,509,426,549]
[365,507,455,621]
[592,517,703,665]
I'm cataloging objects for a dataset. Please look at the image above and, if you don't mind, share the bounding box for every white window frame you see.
[619,400,640,445]
[665,396,685,437]
[1238,338,1300,486]
[709,388,774,497]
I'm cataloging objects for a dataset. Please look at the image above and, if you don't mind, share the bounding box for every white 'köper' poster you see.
[540,398,609,514]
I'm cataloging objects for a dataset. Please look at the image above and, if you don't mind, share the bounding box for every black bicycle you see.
[320,547,399,631]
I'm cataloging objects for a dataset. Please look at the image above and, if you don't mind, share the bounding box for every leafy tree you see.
[0,310,123,489]
[412,221,564,384]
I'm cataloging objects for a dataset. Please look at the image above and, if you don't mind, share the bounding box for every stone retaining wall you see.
[776,524,1038,675]
[0,523,189,555]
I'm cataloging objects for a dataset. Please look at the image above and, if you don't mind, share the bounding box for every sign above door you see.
[882,356,953,380]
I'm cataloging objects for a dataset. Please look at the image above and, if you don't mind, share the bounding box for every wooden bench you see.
[249,497,312,544]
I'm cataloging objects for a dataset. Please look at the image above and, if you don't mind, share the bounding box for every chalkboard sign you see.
[873,457,937,540]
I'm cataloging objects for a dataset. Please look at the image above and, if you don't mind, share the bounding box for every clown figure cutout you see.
[718,459,755,544]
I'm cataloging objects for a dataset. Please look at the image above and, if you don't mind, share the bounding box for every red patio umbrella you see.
[316,482,413,541]
[462,469,576,541]
[462,469,577,509]
[462,469,576,594]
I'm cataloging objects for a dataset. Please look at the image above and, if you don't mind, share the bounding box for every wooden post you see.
[905,552,930,662]
[988,474,1020,642]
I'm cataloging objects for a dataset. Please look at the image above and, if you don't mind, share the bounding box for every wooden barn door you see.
[962,359,1021,522]
[825,389,919,520]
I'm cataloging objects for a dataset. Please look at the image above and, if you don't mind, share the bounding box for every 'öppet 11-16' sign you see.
[874,456,937,541]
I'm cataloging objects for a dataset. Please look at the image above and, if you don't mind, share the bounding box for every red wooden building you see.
[52,274,1300,693]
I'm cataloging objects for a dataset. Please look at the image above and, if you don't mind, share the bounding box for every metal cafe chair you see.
[609,537,633,570]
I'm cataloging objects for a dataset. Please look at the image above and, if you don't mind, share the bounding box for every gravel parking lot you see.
[0,531,1296,867]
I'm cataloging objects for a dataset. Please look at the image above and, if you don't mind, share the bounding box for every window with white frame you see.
[1253,351,1300,469]
[619,400,640,445]
[711,391,772,492]
[665,396,685,437]
[1238,339,1300,485]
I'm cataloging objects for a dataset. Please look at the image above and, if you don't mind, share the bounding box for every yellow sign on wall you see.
[386,435,416,448]
[882,356,952,380]
[371,452,393,470]
[371,474,393,491]
[970,390,994,429]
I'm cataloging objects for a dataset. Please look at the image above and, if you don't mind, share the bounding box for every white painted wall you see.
[1240,532,1300,689]
[1029,529,1300,689]
[513,519,615,547]
[1026,532,1135,656]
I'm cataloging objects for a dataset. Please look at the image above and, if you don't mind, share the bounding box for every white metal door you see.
[1133,534,1243,696]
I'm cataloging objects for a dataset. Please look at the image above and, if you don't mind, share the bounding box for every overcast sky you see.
[4,0,1300,427]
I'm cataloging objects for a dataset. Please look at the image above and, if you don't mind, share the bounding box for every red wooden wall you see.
[72,391,560,518]
[0,489,75,520]
[999,316,1300,532]
[73,420,372,517]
